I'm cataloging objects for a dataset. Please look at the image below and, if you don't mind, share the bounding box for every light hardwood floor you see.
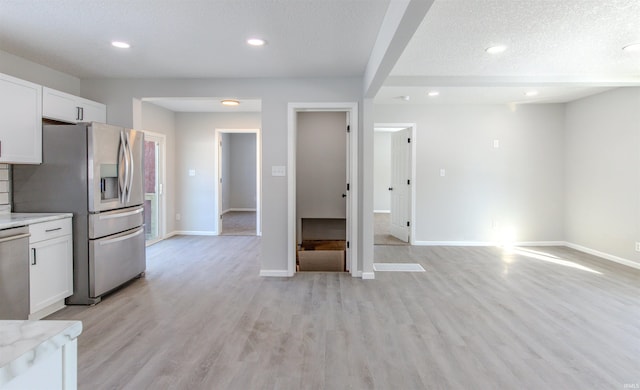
[48,237,640,389]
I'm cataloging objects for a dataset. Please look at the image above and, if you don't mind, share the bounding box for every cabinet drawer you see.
[30,218,72,243]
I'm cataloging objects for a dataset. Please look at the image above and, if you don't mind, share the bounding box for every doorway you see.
[287,103,358,277]
[143,131,166,245]
[373,124,416,246]
[214,128,262,236]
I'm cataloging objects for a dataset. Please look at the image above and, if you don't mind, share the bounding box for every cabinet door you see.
[30,235,73,314]
[0,73,42,164]
[42,87,78,123]
[78,97,106,123]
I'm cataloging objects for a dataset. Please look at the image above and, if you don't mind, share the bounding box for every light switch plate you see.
[188,169,196,177]
[440,169,446,177]
[272,166,286,177]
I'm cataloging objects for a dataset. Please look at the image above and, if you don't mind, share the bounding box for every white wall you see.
[0,49,80,95]
[564,87,640,266]
[140,101,177,235]
[374,103,565,244]
[174,112,261,233]
[373,131,391,211]
[227,133,256,210]
[80,77,362,272]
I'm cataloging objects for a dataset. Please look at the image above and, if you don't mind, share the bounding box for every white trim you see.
[374,210,391,213]
[565,242,640,270]
[141,131,167,244]
[288,102,359,278]
[361,272,375,280]
[413,240,565,247]
[260,270,290,277]
[214,128,262,237]
[172,230,218,236]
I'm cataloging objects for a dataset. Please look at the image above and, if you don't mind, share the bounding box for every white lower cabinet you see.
[29,218,73,319]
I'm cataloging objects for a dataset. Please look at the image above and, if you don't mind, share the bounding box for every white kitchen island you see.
[0,320,82,390]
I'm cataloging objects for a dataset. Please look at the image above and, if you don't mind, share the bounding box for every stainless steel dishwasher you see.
[0,226,30,320]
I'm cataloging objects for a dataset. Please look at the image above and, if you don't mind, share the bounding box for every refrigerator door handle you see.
[98,207,143,220]
[118,131,127,203]
[126,132,134,203]
[98,226,144,246]
[123,131,131,203]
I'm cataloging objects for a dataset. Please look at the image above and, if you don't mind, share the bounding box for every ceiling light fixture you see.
[622,43,640,52]
[427,91,440,97]
[485,45,507,54]
[221,99,240,106]
[525,90,539,97]
[111,41,130,49]
[247,38,266,46]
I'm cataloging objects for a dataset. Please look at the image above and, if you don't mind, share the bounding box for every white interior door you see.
[390,128,411,242]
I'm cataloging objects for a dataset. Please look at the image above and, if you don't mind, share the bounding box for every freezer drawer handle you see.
[98,227,143,246]
[45,227,62,232]
[32,248,37,265]
[0,232,30,244]
[98,208,143,220]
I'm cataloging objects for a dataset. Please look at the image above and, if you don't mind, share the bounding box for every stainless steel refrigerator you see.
[13,122,146,305]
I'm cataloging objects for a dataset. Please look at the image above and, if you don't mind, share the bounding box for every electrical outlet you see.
[635,242,640,252]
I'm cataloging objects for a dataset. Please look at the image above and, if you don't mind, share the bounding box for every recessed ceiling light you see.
[247,38,266,46]
[427,91,440,97]
[485,45,507,54]
[525,90,539,97]
[622,43,640,52]
[221,99,240,106]
[111,41,130,49]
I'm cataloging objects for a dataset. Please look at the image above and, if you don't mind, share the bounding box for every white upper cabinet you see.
[0,73,42,164]
[43,87,106,124]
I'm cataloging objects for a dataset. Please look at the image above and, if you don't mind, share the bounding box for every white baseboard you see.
[565,242,640,270]
[374,210,390,214]
[260,270,291,277]
[222,208,256,215]
[171,230,218,236]
[362,272,375,280]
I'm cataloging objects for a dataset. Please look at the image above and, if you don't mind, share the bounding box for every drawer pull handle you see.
[32,248,37,265]
[45,227,62,232]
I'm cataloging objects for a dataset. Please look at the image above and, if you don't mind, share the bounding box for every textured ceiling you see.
[0,0,390,79]
[1,0,639,106]
[377,0,640,105]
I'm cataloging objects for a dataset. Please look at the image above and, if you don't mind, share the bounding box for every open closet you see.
[295,111,348,272]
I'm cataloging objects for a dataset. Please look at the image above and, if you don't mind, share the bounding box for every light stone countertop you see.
[0,213,73,230]
[0,320,82,386]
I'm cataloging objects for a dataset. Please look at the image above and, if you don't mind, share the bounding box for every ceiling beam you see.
[362,0,435,98]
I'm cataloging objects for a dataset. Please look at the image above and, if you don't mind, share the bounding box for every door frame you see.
[288,102,359,277]
[141,130,166,246]
[374,123,417,245]
[214,128,262,236]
